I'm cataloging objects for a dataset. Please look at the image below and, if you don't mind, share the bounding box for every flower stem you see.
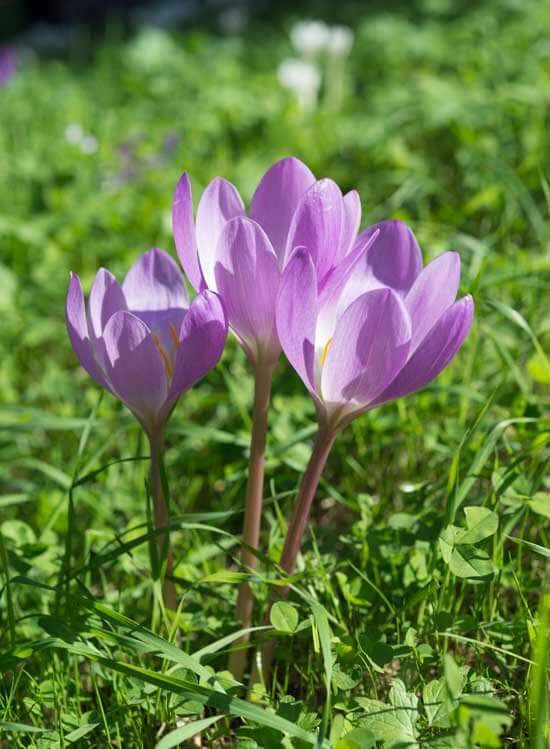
[149,432,177,611]
[255,426,335,684]
[228,362,274,681]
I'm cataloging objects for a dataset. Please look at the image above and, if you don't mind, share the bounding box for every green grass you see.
[1,1,549,746]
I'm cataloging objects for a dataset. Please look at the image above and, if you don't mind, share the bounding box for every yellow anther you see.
[321,337,333,366]
[168,321,180,349]
[153,334,174,379]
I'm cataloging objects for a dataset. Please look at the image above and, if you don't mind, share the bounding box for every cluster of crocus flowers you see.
[66,155,473,681]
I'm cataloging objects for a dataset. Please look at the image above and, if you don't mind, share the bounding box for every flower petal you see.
[214,217,281,362]
[173,172,203,291]
[405,251,460,352]
[321,288,411,407]
[340,189,361,257]
[102,310,168,430]
[196,177,245,288]
[276,247,318,393]
[285,178,344,282]
[249,156,315,263]
[165,289,227,409]
[88,268,127,339]
[65,273,109,389]
[122,248,188,328]
[359,219,423,294]
[374,295,474,405]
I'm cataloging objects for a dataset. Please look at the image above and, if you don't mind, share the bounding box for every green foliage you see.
[1,0,549,746]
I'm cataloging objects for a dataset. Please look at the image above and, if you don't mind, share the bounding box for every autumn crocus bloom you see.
[278,220,474,432]
[66,248,227,609]
[258,220,473,680]
[173,156,363,677]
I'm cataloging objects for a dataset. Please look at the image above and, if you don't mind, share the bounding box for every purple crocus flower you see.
[65,248,227,610]
[66,248,227,438]
[277,219,474,431]
[173,156,365,673]
[0,47,17,87]
[172,156,362,367]
[260,220,473,678]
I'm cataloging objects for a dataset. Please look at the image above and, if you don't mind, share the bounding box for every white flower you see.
[278,58,321,110]
[290,20,329,57]
[326,25,354,57]
[81,135,98,155]
[64,123,84,144]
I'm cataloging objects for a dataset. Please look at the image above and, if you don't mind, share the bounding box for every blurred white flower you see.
[290,20,329,58]
[278,58,321,110]
[81,135,98,155]
[326,26,354,57]
[64,123,84,144]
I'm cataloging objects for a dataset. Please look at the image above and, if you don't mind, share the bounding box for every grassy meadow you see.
[0,0,549,746]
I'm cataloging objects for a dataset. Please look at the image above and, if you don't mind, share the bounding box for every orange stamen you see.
[168,322,180,349]
[321,337,333,366]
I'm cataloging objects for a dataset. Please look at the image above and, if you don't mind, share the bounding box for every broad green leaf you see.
[155,716,223,749]
[449,545,494,578]
[423,678,450,728]
[528,493,550,520]
[64,723,100,743]
[335,727,376,749]
[444,654,468,701]
[356,680,418,744]
[270,601,299,633]
[457,506,498,544]
[439,526,461,563]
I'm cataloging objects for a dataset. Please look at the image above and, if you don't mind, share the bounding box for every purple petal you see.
[321,288,411,407]
[102,310,168,430]
[196,177,245,288]
[88,268,127,339]
[173,172,203,291]
[285,178,344,282]
[276,247,318,393]
[65,273,109,389]
[214,217,281,362]
[359,219,423,294]
[122,248,188,328]
[249,156,316,263]
[165,289,228,410]
[374,295,474,405]
[340,190,361,258]
[405,251,460,352]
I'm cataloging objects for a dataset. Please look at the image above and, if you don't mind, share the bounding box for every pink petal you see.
[122,248,188,314]
[102,310,168,432]
[214,217,280,363]
[196,177,245,289]
[285,178,344,282]
[249,156,316,263]
[374,295,474,406]
[165,290,227,411]
[359,219,423,294]
[276,247,318,393]
[321,288,411,407]
[88,268,127,339]
[173,172,203,291]
[65,273,109,389]
[405,251,460,352]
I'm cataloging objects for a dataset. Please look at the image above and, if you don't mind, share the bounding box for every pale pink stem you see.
[149,432,177,611]
[228,362,274,680]
[255,427,336,684]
